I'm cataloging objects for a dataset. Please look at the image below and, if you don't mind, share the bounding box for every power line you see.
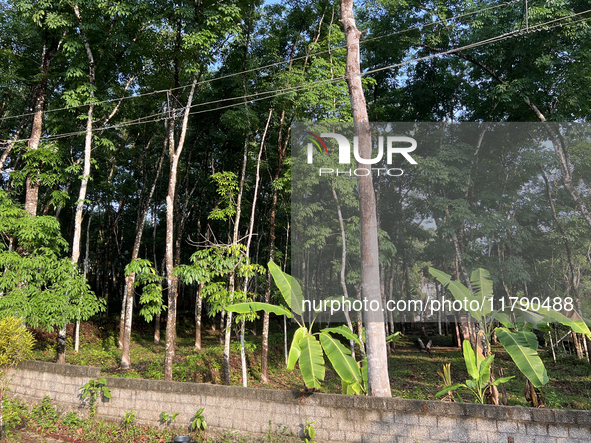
[4,9,591,144]
[0,0,522,124]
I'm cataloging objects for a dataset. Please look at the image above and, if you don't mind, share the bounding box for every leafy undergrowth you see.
[1,397,301,443]
[30,317,591,409]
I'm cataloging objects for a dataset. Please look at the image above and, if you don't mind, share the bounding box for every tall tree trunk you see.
[240,107,272,386]
[331,182,356,358]
[24,35,61,217]
[260,124,289,383]
[153,203,161,344]
[341,0,391,397]
[223,128,249,385]
[164,79,197,381]
[60,8,93,365]
[121,141,165,368]
[195,281,204,350]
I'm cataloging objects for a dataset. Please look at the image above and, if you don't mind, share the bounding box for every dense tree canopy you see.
[1,0,590,385]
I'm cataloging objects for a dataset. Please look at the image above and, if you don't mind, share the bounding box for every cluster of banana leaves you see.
[429,267,591,389]
[436,340,514,403]
[227,261,368,394]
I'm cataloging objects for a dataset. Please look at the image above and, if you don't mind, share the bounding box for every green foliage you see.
[228,262,366,394]
[160,411,179,426]
[0,190,104,330]
[209,171,239,221]
[430,267,590,388]
[175,244,263,324]
[11,141,66,189]
[2,398,29,436]
[125,259,165,323]
[0,317,35,375]
[80,378,111,419]
[191,407,207,432]
[385,332,402,343]
[0,316,35,437]
[62,411,85,428]
[436,341,514,403]
[31,396,58,429]
[496,329,549,388]
[303,420,316,443]
[120,409,136,429]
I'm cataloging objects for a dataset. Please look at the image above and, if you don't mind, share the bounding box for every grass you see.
[29,315,591,410]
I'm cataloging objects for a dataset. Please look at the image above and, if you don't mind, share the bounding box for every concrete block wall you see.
[9,361,591,443]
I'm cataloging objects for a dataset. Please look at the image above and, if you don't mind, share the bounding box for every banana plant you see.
[227,261,367,394]
[436,340,514,403]
[429,267,591,388]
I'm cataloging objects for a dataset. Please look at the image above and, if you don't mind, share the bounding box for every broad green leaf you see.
[462,340,478,380]
[478,355,494,385]
[321,326,363,347]
[430,268,481,321]
[448,281,482,321]
[298,335,325,390]
[319,332,362,386]
[287,327,306,370]
[538,309,591,338]
[496,328,549,388]
[342,380,363,395]
[435,383,466,397]
[491,376,514,386]
[470,268,493,316]
[225,302,292,318]
[385,331,402,342]
[268,260,304,315]
[429,267,452,286]
[495,312,514,328]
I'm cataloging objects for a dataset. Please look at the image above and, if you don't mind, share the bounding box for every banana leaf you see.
[436,383,466,397]
[322,326,363,347]
[287,326,306,370]
[538,309,591,338]
[225,302,292,318]
[463,340,478,380]
[470,268,493,317]
[298,334,325,390]
[496,328,549,388]
[319,332,362,387]
[268,260,304,315]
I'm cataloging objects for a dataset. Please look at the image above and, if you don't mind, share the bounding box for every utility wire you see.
[0,0,522,124]
[4,9,591,144]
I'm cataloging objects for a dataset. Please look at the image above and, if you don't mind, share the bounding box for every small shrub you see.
[190,407,206,432]
[62,411,85,427]
[121,409,137,429]
[80,378,111,419]
[160,411,179,426]
[31,396,58,429]
[303,420,316,443]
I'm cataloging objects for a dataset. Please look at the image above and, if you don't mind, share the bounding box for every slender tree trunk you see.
[75,212,93,353]
[341,0,391,397]
[60,8,94,365]
[121,141,165,368]
[223,128,249,386]
[153,206,161,344]
[24,35,61,216]
[164,79,197,381]
[332,182,355,358]
[240,107,272,386]
[261,116,289,383]
[195,281,204,350]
